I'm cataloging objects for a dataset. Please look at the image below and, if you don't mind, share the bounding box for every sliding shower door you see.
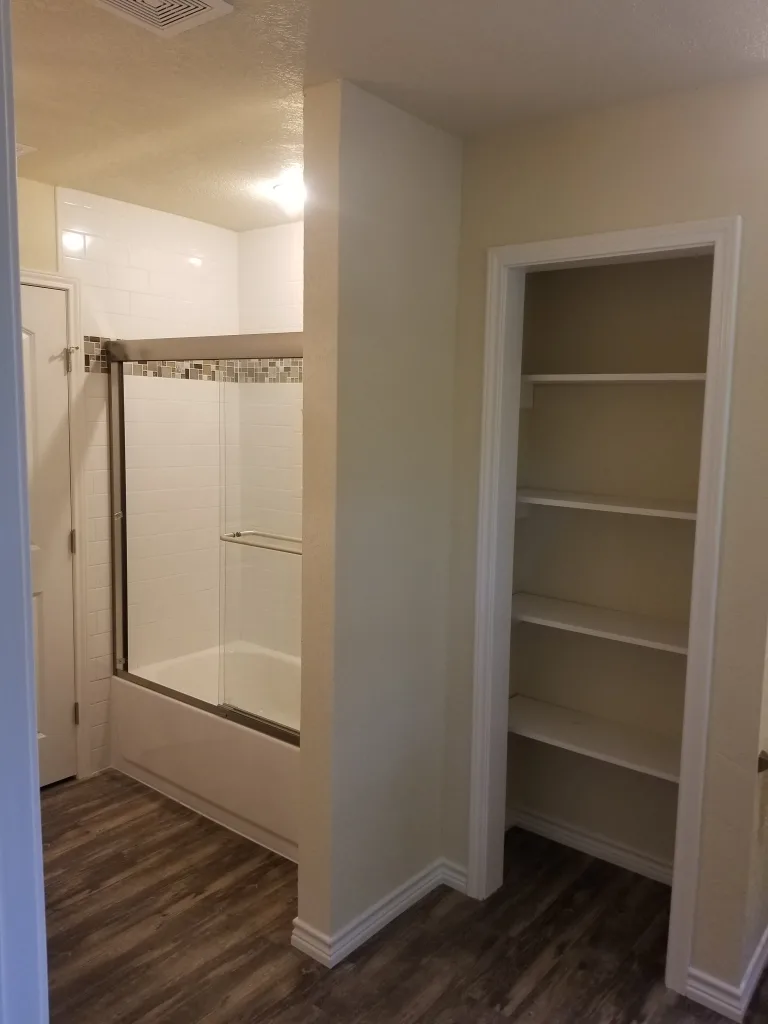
[109,339,302,745]
[220,359,303,736]
[122,359,226,705]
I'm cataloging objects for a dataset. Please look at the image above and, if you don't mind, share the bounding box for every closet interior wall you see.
[506,254,714,877]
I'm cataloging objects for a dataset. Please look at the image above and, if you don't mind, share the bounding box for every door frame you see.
[0,0,49,1014]
[466,217,741,994]
[21,269,89,780]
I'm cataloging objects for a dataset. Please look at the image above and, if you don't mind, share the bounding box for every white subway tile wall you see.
[58,188,239,341]
[125,376,222,671]
[238,222,304,334]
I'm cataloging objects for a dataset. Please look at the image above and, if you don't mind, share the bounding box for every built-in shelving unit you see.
[512,593,689,655]
[508,695,680,783]
[517,488,697,521]
[522,373,706,384]
[507,253,712,883]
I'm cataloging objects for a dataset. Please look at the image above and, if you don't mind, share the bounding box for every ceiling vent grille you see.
[94,0,233,37]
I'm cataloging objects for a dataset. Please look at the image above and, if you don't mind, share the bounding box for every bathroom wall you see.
[239,222,303,333]
[299,81,461,942]
[58,188,239,340]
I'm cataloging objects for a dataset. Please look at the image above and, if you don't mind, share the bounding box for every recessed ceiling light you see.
[188,256,203,267]
[61,230,86,256]
[254,166,306,216]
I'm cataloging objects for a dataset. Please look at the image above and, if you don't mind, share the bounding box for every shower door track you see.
[107,332,303,747]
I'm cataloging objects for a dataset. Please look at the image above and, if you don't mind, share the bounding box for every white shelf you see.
[522,373,706,384]
[512,593,688,655]
[508,695,680,783]
[517,488,697,521]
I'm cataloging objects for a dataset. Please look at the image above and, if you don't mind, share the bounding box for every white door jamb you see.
[0,0,50,1015]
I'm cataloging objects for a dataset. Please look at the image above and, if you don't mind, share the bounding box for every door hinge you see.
[73,702,80,726]
[65,345,80,374]
[69,528,77,554]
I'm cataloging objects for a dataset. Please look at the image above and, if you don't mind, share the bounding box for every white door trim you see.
[0,0,49,1014]
[21,270,89,779]
[467,217,741,995]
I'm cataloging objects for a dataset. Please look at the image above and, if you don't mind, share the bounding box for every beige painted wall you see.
[16,178,57,272]
[448,75,768,986]
[299,80,461,935]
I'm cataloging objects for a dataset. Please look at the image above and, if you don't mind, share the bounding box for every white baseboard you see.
[508,807,673,886]
[292,857,467,967]
[112,761,298,863]
[687,920,768,1022]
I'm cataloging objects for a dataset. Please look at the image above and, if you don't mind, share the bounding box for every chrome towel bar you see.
[220,530,302,556]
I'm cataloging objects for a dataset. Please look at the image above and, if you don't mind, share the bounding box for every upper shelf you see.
[522,373,706,384]
[513,593,689,655]
[517,488,697,521]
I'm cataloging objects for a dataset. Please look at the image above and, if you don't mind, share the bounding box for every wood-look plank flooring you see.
[42,770,766,1024]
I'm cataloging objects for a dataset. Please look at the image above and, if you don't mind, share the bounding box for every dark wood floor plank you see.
[42,770,751,1024]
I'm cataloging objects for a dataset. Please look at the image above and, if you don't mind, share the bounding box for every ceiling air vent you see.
[94,0,233,37]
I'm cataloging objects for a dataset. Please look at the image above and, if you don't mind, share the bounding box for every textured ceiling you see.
[305,0,768,134]
[12,0,768,229]
[12,0,308,230]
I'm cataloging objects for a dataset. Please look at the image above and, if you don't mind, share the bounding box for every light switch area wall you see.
[239,222,304,333]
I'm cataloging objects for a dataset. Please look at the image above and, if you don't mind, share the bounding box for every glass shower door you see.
[219,358,303,736]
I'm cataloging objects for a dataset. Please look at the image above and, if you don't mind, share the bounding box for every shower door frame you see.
[107,332,303,747]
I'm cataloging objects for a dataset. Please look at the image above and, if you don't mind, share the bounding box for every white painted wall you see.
[239,222,303,333]
[299,81,461,944]
[57,187,239,340]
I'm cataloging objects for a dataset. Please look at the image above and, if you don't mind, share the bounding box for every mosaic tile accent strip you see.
[83,337,302,383]
[84,336,110,374]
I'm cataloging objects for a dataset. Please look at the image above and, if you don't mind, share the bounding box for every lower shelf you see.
[508,695,681,783]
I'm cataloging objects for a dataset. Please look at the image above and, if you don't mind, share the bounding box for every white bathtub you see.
[134,641,301,732]
[111,676,299,860]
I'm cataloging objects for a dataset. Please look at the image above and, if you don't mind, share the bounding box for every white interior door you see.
[21,283,77,786]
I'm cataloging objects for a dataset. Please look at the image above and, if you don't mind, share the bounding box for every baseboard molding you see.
[112,761,298,863]
[686,969,743,1022]
[508,807,673,886]
[292,857,467,967]
[687,920,768,1022]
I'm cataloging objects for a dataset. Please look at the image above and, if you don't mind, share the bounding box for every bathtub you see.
[134,641,301,732]
[110,669,300,861]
